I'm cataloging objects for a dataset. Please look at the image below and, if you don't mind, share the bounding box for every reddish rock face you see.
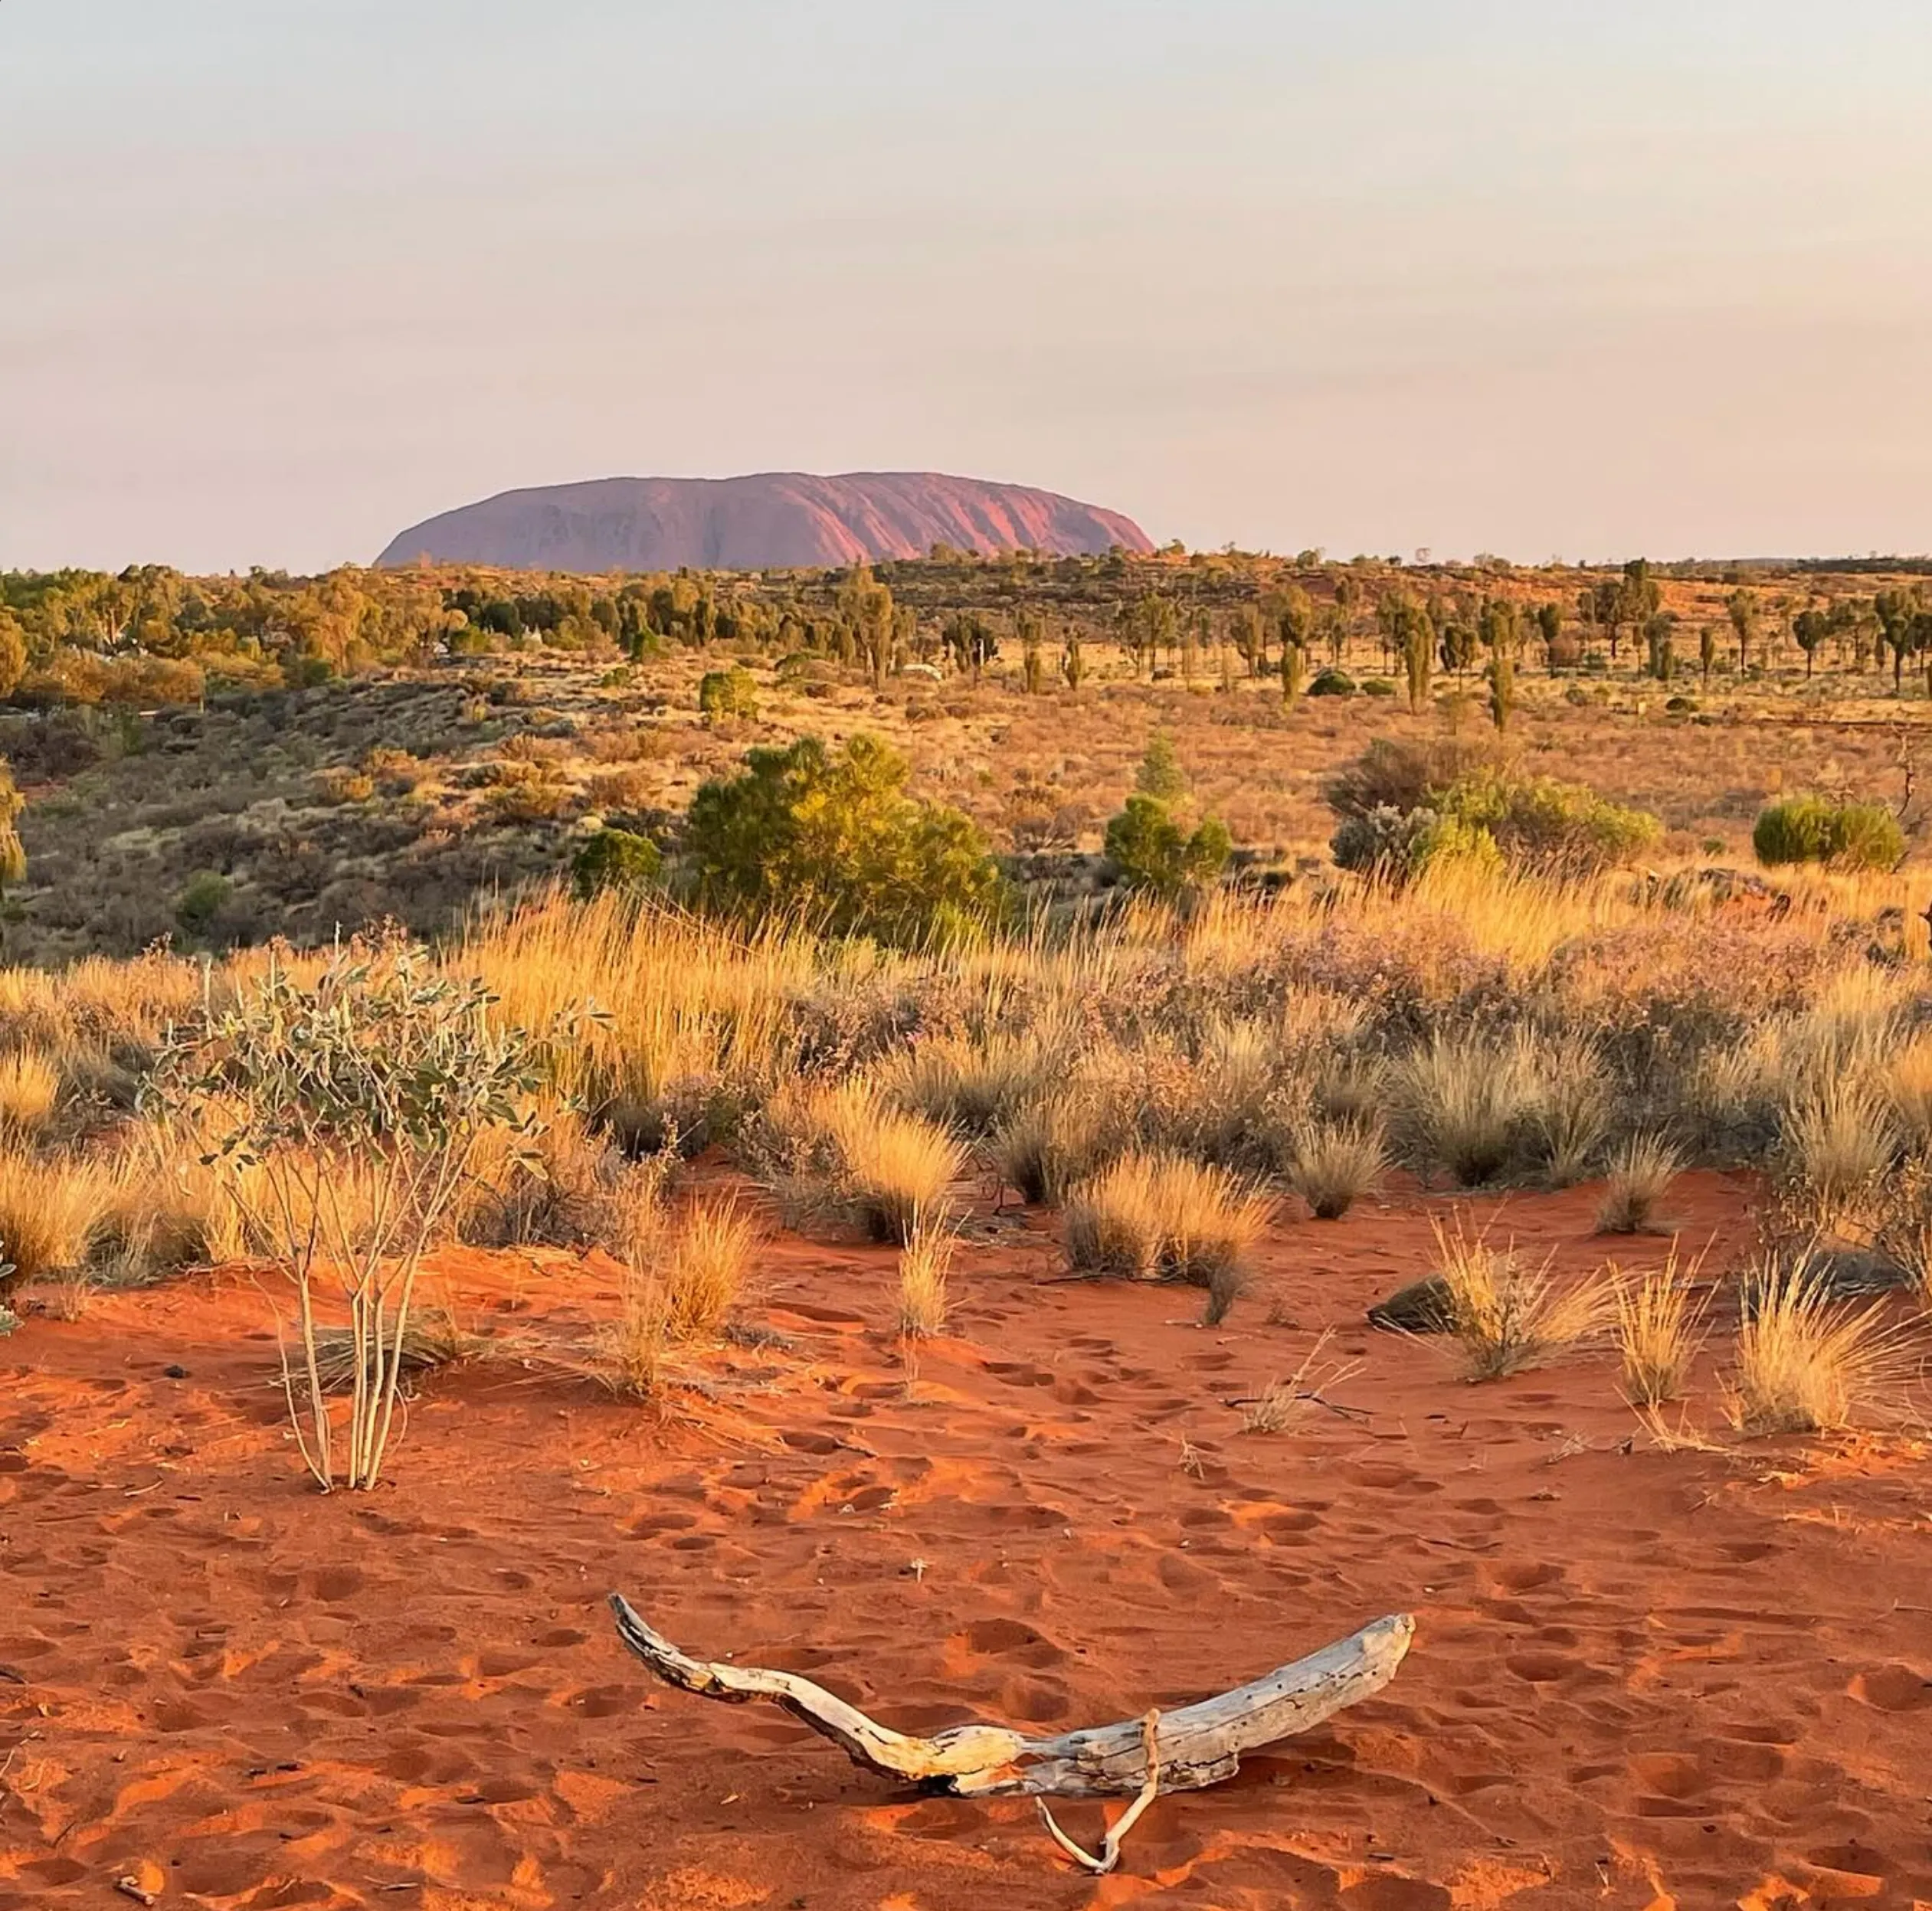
[375,470,1152,571]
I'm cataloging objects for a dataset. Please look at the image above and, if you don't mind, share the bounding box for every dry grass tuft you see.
[1393,1033,1531,1187]
[661,1197,758,1340]
[1285,1117,1386,1220]
[820,1085,968,1245]
[603,1266,673,1402]
[1611,1246,1708,1407]
[309,1309,488,1392]
[1779,1079,1896,1236]
[990,1090,1105,1206]
[0,1150,114,1297]
[1727,1255,1909,1435]
[1064,1152,1274,1322]
[1596,1134,1684,1235]
[1240,1328,1364,1432]
[885,1031,1059,1137]
[897,1207,958,1337]
[1433,1216,1610,1382]
[1522,1032,1614,1186]
[0,1048,61,1139]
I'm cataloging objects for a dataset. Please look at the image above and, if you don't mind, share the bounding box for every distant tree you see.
[1061,626,1085,693]
[837,564,896,689]
[1228,603,1266,677]
[1534,600,1564,672]
[1017,609,1046,694]
[1480,598,1520,732]
[1792,606,1830,679]
[1727,587,1758,672]
[1875,589,1920,691]
[1400,600,1433,713]
[1698,624,1718,688]
[1644,612,1676,682]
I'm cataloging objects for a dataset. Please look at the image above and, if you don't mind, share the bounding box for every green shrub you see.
[571,827,663,899]
[1361,677,1398,698]
[175,870,234,938]
[1103,795,1231,898]
[1308,668,1356,697]
[1438,768,1662,875]
[1331,806,1503,882]
[698,666,760,722]
[683,734,1006,945]
[1754,797,1903,872]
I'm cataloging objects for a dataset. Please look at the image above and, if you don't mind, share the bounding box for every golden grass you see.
[1612,1246,1708,1407]
[602,1265,673,1401]
[1596,1133,1684,1235]
[0,1150,114,1295]
[1727,1258,1909,1435]
[0,1048,60,1138]
[1393,1033,1532,1187]
[661,1197,758,1340]
[1064,1151,1275,1322]
[884,1030,1059,1137]
[1432,1216,1611,1383]
[990,1089,1103,1206]
[896,1208,958,1337]
[1522,1032,1613,1186]
[1779,1078,1896,1235]
[1285,1117,1386,1219]
[819,1085,967,1245]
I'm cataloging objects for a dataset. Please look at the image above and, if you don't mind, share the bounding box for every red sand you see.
[3,1172,1930,1910]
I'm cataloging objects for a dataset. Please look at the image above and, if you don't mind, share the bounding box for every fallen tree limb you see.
[608,1593,1414,1799]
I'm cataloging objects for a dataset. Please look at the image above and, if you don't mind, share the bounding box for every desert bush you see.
[154,941,542,1491]
[1611,1247,1708,1408]
[698,666,760,722]
[1103,794,1231,899]
[571,826,662,900]
[1753,796,1903,872]
[1438,768,1662,875]
[685,734,1007,946]
[1323,738,1498,820]
[1330,805,1502,882]
[1432,1217,1609,1382]
[175,870,234,940]
[1307,668,1355,696]
[1596,1133,1683,1234]
[897,1208,958,1337]
[1285,1117,1386,1219]
[1727,1255,1906,1435]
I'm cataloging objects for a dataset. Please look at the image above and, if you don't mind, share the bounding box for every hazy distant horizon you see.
[5,1,1930,572]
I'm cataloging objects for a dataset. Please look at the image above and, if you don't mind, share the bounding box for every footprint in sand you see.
[1848,1664,1931,1712]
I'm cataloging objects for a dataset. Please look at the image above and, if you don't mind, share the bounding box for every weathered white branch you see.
[608,1594,1414,1799]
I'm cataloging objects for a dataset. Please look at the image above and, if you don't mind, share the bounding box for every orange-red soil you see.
[3,1173,1929,1911]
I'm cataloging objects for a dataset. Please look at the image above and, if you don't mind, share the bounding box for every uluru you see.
[374,470,1154,571]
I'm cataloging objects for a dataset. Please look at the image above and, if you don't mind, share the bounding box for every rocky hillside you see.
[375,471,1152,571]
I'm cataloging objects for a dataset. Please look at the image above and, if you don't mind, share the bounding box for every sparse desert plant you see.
[1393,1032,1533,1186]
[1727,1255,1907,1435]
[152,941,542,1491]
[604,1264,673,1401]
[0,1047,60,1138]
[661,1196,758,1339]
[1596,1134,1684,1235]
[820,1085,968,1244]
[1612,1247,1708,1407]
[1433,1216,1610,1382]
[897,1207,958,1337]
[1885,1034,1932,1152]
[1873,1157,1932,1298]
[1285,1116,1386,1219]
[1239,1328,1364,1432]
[1063,1153,1165,1281]
[1778,1078,1896,1235]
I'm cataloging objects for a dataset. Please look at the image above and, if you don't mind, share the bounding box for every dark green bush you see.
[1103,794,1231,898]
[1331,806,1502,882]
[1307,668,1356,697]
[683,734,1006,944]
[1754,796,1903,872]
[175,870,233,938]
[1361,677,1398,698]
[571,826,663,899]
[1438,768,1662,875]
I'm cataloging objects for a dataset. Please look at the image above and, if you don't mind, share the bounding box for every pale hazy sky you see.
[5,2,1930,572]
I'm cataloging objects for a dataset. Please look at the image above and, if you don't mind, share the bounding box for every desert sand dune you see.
[2,1171,1928,1909]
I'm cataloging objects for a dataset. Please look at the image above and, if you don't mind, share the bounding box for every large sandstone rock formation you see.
[375,471,1152,571]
